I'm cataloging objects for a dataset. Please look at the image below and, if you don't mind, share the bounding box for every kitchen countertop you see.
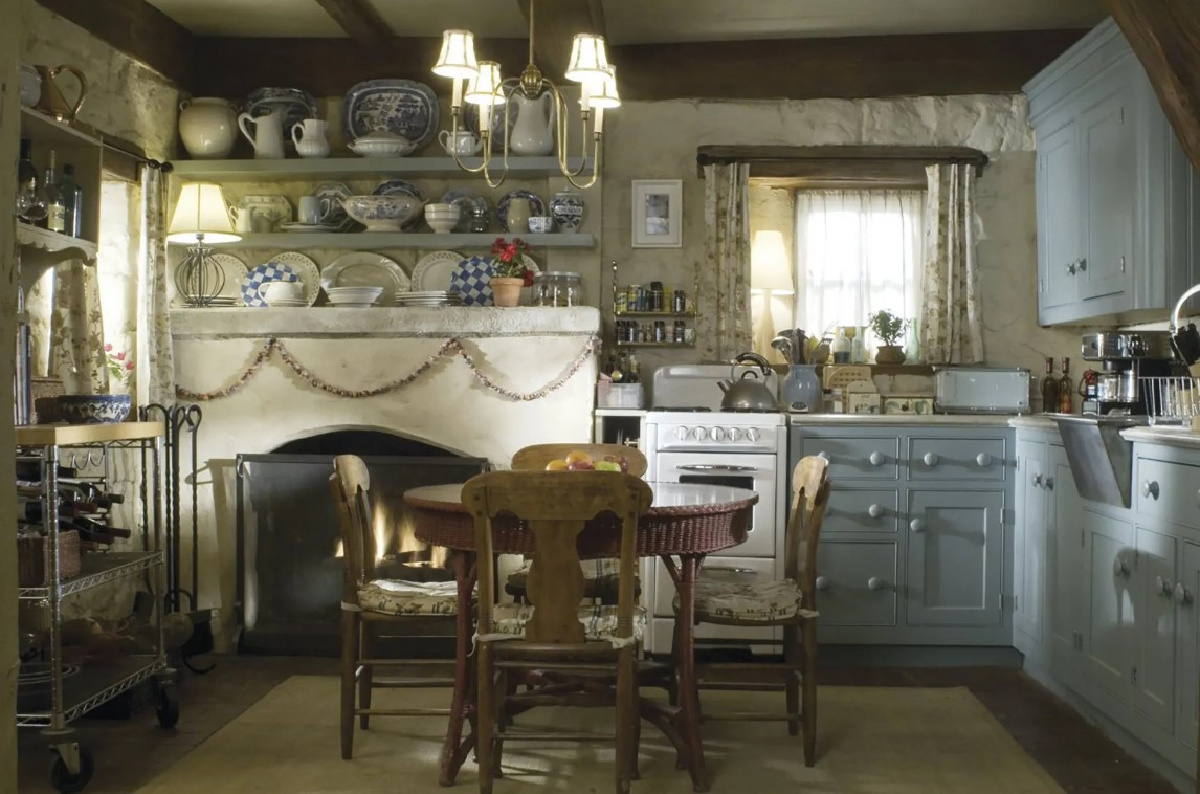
[1122,425,1200,449]
[786,413,1054,428]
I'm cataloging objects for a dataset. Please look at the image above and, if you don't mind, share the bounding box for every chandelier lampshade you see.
[565,34,610,83]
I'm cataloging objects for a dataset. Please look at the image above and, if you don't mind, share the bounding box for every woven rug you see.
[136,676,1063,793]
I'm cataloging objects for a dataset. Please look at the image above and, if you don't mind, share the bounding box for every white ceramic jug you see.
[509,93,554,156]
[291,118,330,159]
[439,129,482,156]
[238,107,286,159]
[179,98,237,159]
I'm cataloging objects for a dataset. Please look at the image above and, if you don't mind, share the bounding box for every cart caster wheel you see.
[156,683,180,729]
[49,746,93,793]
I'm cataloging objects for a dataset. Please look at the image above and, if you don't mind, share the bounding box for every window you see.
[793,189,924,336]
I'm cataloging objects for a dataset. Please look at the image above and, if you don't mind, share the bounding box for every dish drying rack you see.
[1141,376,1200,425]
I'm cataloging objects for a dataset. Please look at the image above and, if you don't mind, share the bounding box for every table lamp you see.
[751,230,795,361]
[166,183,241,307]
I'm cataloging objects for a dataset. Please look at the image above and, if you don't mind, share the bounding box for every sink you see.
[1051,414,1148,507]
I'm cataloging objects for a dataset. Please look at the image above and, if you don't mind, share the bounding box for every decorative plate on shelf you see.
[241,262,298,308]
[449,256,496,307]
[278,222,339,234]
[320,253,410,305]
[441,187,490,233]
[411,250,464,292]
[496,189,546,229]
[243,87,317,149]
[314,181,356,232]
[264,251,320,305]
[205,253,250,301]
[373,179,422,200]
[342,79,439,151]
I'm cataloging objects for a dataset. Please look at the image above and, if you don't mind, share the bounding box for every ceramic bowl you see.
[326,286,383,305]
[55,395,132,424]
[348,131,419,158]
[341,195,424,232]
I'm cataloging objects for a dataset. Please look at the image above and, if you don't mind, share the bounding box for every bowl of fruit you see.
[543,450,630,472]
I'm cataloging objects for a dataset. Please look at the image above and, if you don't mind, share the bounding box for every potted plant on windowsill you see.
[868,309,911,364]
[490,237,534,307]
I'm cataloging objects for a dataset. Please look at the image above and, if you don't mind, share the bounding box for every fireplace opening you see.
[236,430,487,656]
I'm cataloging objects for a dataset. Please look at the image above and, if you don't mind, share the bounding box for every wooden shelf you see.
[20,108,102,149]
[17,224,98,263]
[218,232,594,250]
[170,155,595,182]
[16,420,164,447]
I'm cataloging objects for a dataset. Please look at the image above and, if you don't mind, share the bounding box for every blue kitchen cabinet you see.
[1133,526,1177,734]
[1014,437,1048,659]
[1082,506,1136,706]
[1045,444,1085,686]
[1178,540,1200,754]
[1035,113,1082,317]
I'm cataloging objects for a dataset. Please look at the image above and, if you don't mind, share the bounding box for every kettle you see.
[718,352,780,412]
[1171,283,1200,377]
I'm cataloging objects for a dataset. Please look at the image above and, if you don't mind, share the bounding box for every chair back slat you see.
[330,455,374,604]
[511,443,648,478]
[462,471,653,644]
[784,456,831,607]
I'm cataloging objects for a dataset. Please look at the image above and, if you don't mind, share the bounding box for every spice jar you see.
[532,271,583,307]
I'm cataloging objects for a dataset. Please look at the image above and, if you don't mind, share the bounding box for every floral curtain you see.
[701,162,752,361]
[48,259,108,395]
[137,165,175,407]
[918,163,983,364]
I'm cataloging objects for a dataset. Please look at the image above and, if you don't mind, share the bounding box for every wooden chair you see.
[671,455,830,766]
[463,469,653,794]
[330,454,462,760]
[507,444,647,603]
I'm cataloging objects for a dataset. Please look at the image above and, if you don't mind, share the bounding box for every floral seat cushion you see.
[485,602,647,643]
[354,578,460,616]
[674,577,819,623]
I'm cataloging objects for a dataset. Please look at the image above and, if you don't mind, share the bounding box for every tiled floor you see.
[15,657,1183,793]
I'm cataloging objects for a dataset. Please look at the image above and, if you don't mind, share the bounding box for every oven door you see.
[654,452,777,557]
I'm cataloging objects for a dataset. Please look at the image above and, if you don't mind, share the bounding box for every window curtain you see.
[794,190,924,345]
[701,162,752,361]
[137,165,175,407]
[48,260,108,395]
[919,163,983,364]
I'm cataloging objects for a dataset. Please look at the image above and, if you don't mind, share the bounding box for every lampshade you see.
[750,230,794,293]
[565,34,610,84]
[166,183,240,244]
[434,30,479,79]
[588,66,621,110]
[465,62,504,106]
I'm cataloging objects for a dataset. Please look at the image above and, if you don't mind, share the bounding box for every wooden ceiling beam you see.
[1106,0,1200,173]
[517,0,606,81]
[313,0,393,45]
[35,0,196,90]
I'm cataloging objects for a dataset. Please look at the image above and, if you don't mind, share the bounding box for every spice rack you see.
[609,260,697,348]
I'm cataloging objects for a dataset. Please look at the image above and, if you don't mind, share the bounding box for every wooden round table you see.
[404,481,758,792]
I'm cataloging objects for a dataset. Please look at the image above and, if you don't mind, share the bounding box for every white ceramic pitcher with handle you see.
[509,92,555,156]
[291,118,330,159]
[238,106,286,159]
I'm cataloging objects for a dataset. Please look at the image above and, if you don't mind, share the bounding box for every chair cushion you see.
[356,579,460,616]
[675,577,819,623]
[486,602,647,642]
[505,559,639,600]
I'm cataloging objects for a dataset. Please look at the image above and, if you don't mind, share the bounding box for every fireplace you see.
[236,430,487,656]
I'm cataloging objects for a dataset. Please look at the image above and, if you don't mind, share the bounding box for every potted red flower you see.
[490,237,533,307]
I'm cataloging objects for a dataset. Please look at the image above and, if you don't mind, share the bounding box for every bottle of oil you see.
[1058,357,1073,414]
[1040,356,1059,414]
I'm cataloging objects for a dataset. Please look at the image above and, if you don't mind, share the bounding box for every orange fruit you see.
[565,450,593,464]
[545,459,569,471]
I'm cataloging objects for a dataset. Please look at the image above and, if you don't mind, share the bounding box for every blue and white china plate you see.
[373,180,423,229]
[315,181,357,232]
[343,79,439,151]
[411,250,463,292]
[241,262,298,308]
[257,251,320,306]
[441,188,490,233]
[244,87,318,148]
[320,253,410,306]
[449,256,495,306]
[496,189,546,229]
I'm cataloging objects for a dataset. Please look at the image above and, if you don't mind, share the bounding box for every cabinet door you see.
[1133,527,1177,732]
[1036,113,1081,316]
[1047,445,1085,684]
[1083,508,1136,703]
[1080,81,1135,302]
[815,540,898,627]
[1177,541,1200,752]
[905,489,1003,627]
[1014,441,1047,654]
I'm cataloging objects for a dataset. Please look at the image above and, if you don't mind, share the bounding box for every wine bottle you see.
[1040,356,1059,414]
[16,138,46,223]
[61,163,84,238]
[627,352,641,384]
[43,150,66,234]
[1058,358,1074,414]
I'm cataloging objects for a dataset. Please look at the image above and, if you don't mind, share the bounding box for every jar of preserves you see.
[532,271,584,307]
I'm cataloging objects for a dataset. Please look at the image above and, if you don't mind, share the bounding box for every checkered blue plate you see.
[448,256,495,306]
[241,262,298,307]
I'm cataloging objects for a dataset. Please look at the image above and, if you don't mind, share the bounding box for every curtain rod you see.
[102,140,172,172]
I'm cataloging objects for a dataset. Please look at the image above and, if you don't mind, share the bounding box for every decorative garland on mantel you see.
[176,335,601,402]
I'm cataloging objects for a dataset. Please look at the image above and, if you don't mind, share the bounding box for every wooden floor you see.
[15,656,1184,793]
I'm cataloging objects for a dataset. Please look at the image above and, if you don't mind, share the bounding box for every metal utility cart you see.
[15,421,175,793]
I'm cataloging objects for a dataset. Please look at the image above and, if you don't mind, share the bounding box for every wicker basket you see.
[30,377,64,424]
[17,530,82,587]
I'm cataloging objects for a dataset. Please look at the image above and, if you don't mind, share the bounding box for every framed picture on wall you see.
[631,179,683,248]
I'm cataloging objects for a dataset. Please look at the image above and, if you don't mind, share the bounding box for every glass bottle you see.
[42,150,66,234]
[61,163,84,238]
[1058,357,1074,414]
[627,352,641,383]
[16,138,46,223]
[832,328,851,364]
[1040,356,1059,414]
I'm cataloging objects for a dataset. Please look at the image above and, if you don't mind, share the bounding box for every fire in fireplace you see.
[235,430,487,656]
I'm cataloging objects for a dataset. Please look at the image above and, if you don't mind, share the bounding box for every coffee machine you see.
[1079,331,1177,416]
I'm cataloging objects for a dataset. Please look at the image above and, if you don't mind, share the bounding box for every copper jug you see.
[35,65,87,123]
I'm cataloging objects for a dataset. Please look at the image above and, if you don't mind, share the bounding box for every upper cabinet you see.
[1025,19,1198,326]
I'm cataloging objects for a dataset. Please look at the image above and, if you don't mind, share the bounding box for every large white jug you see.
[509,92,554,156]
[238,106,286,159]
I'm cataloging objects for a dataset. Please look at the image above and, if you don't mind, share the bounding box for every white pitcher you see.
[509,93,555,156]
[238,107,286,159]
[291,118,330,159]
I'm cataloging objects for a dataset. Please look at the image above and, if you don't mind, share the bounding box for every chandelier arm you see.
[446,106,490,175]
[544,81,590,180]
[562,132,602,190]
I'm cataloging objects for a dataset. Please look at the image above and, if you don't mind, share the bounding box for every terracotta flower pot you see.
[874,345,906,364]
[491,277,524,308]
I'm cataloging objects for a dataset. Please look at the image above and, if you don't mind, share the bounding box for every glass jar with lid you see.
[532,271,583,307]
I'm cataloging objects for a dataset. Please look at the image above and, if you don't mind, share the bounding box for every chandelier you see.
[431,0,619,189]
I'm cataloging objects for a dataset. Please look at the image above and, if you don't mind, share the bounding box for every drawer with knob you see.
[813,540,898,627]
[1134,456,1200,530]
[908,437,1007,482]
[798,435,900,481]
[823,488,900,534]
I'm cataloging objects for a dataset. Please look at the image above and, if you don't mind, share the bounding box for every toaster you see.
[933,367,1030,414]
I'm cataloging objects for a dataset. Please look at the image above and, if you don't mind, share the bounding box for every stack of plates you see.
[395,291,463,308]
[265,297,307,308]
[327,286,383,308]
[184,295,240,308]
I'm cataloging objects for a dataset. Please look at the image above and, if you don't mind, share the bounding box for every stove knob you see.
[727,427,741,442]
[711,426,726,442]
[677,426,690,441]
[746,428,760,442]
[694,426,709,441]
